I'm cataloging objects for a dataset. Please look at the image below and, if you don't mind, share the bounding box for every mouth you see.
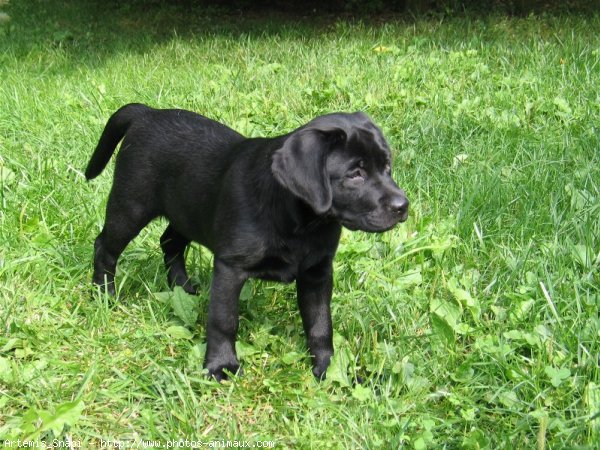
[340,214,405,233]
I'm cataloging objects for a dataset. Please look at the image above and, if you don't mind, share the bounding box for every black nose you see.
[389,196,409,218]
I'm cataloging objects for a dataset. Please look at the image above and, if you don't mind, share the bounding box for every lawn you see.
[0,1,598,448]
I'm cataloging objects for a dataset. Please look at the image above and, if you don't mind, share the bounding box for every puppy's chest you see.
[247,239,328,283]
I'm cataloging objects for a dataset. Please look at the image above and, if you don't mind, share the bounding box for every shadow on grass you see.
[5,0,356,66]
[5,0,597,72]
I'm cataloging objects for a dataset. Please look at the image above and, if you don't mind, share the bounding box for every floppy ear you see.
[271,127,346,215]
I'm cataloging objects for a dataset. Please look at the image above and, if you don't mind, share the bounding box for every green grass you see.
[1,1,599,448]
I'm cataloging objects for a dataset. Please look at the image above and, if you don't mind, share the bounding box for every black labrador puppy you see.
[85,104,409,381]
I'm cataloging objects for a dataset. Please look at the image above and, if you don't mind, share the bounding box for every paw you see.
[181,281,198,296]
[205,358,241,382]
[168,274,198,295]
[311,352,332,380]
[91,280,116,297]
[312,365,327,380]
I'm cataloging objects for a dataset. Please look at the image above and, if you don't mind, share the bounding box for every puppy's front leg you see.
[297,260,334,380]
[204,258,246,381]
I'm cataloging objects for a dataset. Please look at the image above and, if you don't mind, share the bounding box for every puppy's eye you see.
[347,160,365,181]
[348,168,365,181]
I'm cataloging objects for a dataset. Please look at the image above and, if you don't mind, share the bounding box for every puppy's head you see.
[271,112,409,232]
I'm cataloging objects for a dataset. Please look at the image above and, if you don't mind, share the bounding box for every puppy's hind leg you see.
[160,224,196,295]
[93,199,153,296]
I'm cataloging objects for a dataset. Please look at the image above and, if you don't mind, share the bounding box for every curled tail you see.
[85,103,148,180]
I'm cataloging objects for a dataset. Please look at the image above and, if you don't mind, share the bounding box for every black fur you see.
[86,104,409,381]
